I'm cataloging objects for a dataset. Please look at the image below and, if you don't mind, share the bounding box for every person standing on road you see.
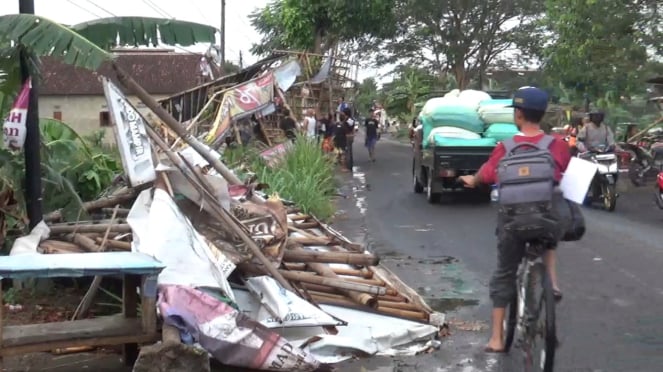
[333,112,350,171]
[302,108,317,139]
[459,87,571,353]
[343,108,356,171]
[364,111,380,162]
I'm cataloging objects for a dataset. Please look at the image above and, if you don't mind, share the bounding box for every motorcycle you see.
[579,145,620,211]
[656,171,663,209]
[623,134,663,186]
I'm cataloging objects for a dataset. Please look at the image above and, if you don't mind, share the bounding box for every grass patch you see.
[224,136,337,220]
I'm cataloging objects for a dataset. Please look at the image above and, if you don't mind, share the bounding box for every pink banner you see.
[2,79,31,150]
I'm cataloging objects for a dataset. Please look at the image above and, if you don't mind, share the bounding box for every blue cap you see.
[508,87,549,111]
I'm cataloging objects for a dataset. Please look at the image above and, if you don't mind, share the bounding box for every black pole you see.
[19,0,43,229]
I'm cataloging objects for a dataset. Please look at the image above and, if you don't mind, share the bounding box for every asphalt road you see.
[336,132,663,372]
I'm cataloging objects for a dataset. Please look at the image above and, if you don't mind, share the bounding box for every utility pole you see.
[239,50,243,69]
[220,0,225,66]
[18,0,43,229]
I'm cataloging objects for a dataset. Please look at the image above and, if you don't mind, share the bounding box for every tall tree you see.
[353,77,379,115]
[540,0,655,102]
[249,0,396,55]
[368,0,543,90]
[382,66,433,121]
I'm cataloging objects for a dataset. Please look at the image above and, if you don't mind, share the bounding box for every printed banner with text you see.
[206,73,275,144]
[2,79,31,151]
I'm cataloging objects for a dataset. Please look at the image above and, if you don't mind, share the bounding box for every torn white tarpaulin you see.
[128,189,236,301]
[233,285,439,364]
[237,276,343,328]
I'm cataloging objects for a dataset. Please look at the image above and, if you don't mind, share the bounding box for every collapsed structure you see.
[6,51,446,371]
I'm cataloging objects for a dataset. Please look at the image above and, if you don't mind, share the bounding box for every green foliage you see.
[71,17,216,50]
[353,77,379,115]
[225,136,337,220]
[0,119,122,242]
[368,0,543,89]
[541,0,651,101]
[250,0,397,54]
[0,14,219,96]
[381,66,434,120]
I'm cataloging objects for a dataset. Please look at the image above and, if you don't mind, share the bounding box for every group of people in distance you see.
[278,97,384,172]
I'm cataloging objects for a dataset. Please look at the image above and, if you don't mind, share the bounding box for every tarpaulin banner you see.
[102,78,157,188]
[206,73,275,144]
[259,143,291,168]
[158,284,320,371]
[2,79,31,150]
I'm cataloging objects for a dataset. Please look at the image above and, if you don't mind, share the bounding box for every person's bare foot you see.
[484,338,505,353]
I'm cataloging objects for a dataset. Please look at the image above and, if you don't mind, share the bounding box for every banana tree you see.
[0,14,247,199]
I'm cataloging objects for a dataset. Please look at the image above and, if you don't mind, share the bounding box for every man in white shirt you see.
[303,109,317,139]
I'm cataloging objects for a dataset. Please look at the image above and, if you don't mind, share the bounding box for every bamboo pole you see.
[282,249,379,266]
[143,124,295,293]
[50,224,132,235]
[307,262,377,308]
[309,292,428,321]
[112,63,265,205]
[44,189,137,222]
[278,270,386,296]
[68,233,101,252]
[72,206,119,320]
[94,238,131,251]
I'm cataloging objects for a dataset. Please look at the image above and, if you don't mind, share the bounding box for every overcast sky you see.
[0,0,383,82]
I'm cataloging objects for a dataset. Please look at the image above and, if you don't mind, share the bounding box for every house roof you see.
[40,51,213,96]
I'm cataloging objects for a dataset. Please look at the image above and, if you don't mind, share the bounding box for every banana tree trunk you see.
[111,62,264,204]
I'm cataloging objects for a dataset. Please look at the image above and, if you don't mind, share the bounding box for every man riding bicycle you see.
[459,87,571,353]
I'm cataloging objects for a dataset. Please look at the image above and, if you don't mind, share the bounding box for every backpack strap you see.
[502,137,517,154]
[503,134,555,155]
[537,134,555,149]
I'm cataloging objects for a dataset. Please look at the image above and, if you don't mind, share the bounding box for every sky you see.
[0,0,383,82]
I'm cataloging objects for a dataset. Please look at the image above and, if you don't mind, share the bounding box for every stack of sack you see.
[418,90,521,148]
[477,99,519,141]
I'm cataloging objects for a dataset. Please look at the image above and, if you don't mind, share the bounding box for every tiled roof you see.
[40,51,215,95]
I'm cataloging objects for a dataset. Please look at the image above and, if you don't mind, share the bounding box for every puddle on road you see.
[425,297,480,313]
[352,167,367,215]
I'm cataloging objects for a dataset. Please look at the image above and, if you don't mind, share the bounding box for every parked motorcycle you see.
[580,145,620,211]
[623,134,663,186]
[656,171,663,209]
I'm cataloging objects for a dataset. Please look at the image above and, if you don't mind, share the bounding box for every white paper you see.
[560,157,599,204]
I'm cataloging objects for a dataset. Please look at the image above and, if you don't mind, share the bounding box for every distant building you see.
[39,49,217,141]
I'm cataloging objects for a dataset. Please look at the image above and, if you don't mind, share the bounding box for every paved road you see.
[336,133,663,372]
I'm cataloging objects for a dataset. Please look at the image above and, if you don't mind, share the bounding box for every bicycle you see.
[503,240,557,372]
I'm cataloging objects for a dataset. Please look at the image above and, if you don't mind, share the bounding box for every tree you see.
[0,15,217,95]
[368,0,543,90]
[249,0,396,55]
[539,0,654,102]
[382,66,433,122]
[353,77,378,115]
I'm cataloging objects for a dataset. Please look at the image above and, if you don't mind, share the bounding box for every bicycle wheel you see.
[523,262,556,372]
[503,296,517,352]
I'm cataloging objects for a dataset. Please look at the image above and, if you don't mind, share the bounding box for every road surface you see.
[336,132,663,372]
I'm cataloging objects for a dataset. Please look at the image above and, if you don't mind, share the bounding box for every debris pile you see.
[9,57,445,371]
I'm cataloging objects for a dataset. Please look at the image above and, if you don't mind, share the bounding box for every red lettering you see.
[4,127,19,137]
[9,111,22,123]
